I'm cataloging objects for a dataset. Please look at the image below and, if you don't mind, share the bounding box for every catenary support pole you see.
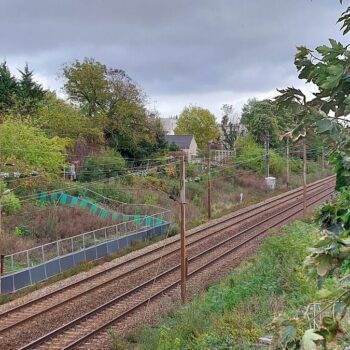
[207,142,212,220]
[303,140,307,216]
[286,138,290,189]
[265,133,270,178]
[322,147,325,170]
[179,155,187,304]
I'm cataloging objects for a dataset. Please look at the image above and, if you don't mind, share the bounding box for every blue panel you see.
[96,243,108,259]
[107,239,119,254]
[85,247,97,261]
[45,260,61,278]
[30,265,46,284]
[1,275,14,294]
[118,236,128,250]
[14,270,31,291]
[60,255,74,272]
[73,251,86,265]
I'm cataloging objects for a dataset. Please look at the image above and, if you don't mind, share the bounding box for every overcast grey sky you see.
[0,0,345,117]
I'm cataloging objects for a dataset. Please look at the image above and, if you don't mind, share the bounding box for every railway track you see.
[0,176,335,349]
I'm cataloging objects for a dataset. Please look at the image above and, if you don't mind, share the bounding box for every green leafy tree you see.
[241,98,293,147]
[271,4,350,349]
[35,91,104,143]
[62,58,108,117]
[62,58,167,158]
[174,105,220,152]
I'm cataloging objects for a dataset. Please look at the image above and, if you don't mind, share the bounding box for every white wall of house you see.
[183,138,198,162]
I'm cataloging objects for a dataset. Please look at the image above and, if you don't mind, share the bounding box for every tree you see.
[62,58,108,117]
[35,91,104,143]
[62,58,167,158]
[174,105,220,152]
[241,98,293,147]
[220,104,240,150]
[0,61,17,115]
[15,63,44,115]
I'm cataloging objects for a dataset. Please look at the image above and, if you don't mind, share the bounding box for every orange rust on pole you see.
[207,142,212,220]
[303,140,307,216]
[179,155,187,303]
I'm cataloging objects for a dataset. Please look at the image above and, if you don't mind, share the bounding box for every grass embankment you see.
[127,222,318,350]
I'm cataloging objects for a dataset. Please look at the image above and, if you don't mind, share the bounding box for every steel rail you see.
[19,184,334,350]
[0,177,334,334]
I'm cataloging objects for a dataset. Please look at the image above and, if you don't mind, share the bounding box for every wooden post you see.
[179,155,187,304]
[303,140,307,216]
[286,138,290,189]
[207,142,212,220]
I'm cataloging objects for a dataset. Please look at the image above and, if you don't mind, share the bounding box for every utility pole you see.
[286,138,290,189]
[265,133,270,178]
[322,147,325,171]
[303,140,307,216]
[179,155,187,304]
[207,142,212,220]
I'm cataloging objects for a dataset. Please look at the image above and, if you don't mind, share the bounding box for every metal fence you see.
[2,210,171,276]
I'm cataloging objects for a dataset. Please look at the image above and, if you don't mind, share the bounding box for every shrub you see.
[0,121,69,174]
[1,193,21,215]
[144,193,159,205]
[78,148,126,182]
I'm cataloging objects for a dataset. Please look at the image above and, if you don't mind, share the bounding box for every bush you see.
[1,193,21,215]
[78,148,126,182]
[235,137,264,174]
[0,121,68,174]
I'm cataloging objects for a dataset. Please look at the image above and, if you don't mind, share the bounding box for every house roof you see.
[165,134,195,149]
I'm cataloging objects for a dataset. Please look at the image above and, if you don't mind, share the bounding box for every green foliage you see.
[15,225,31,237]
[0,62,44,117]
[62,58,167,158]
[132,222,317,350]
[35,91,104,143]
[241,98,293,147]
[235,137,264,173]
[0,121,68,175]
[78,149,126,182]
[0,61,17,115]
[174,105,220,151]
[1,192,21,215]
[168,141,180,151]
[220,104,240,150]
[330,151,350,190]
[144,193,159,205]
[235,137,285,176]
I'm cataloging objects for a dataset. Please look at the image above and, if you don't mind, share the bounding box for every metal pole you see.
[207,142,212,220]
[322,147,325,170]
[286,138,290,189]
[303,140,307,216]
[266,133,270,178]
[179,155,187,304]
[0,254,4,275]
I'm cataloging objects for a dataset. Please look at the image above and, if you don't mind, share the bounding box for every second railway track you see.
[0,176,335,350]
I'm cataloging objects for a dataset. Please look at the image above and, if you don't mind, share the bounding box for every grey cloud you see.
[0,0,345,102]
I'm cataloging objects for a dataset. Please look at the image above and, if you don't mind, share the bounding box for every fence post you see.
[0,254,4,275]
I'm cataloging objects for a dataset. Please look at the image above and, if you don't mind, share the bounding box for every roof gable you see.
[165,134,195,149]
